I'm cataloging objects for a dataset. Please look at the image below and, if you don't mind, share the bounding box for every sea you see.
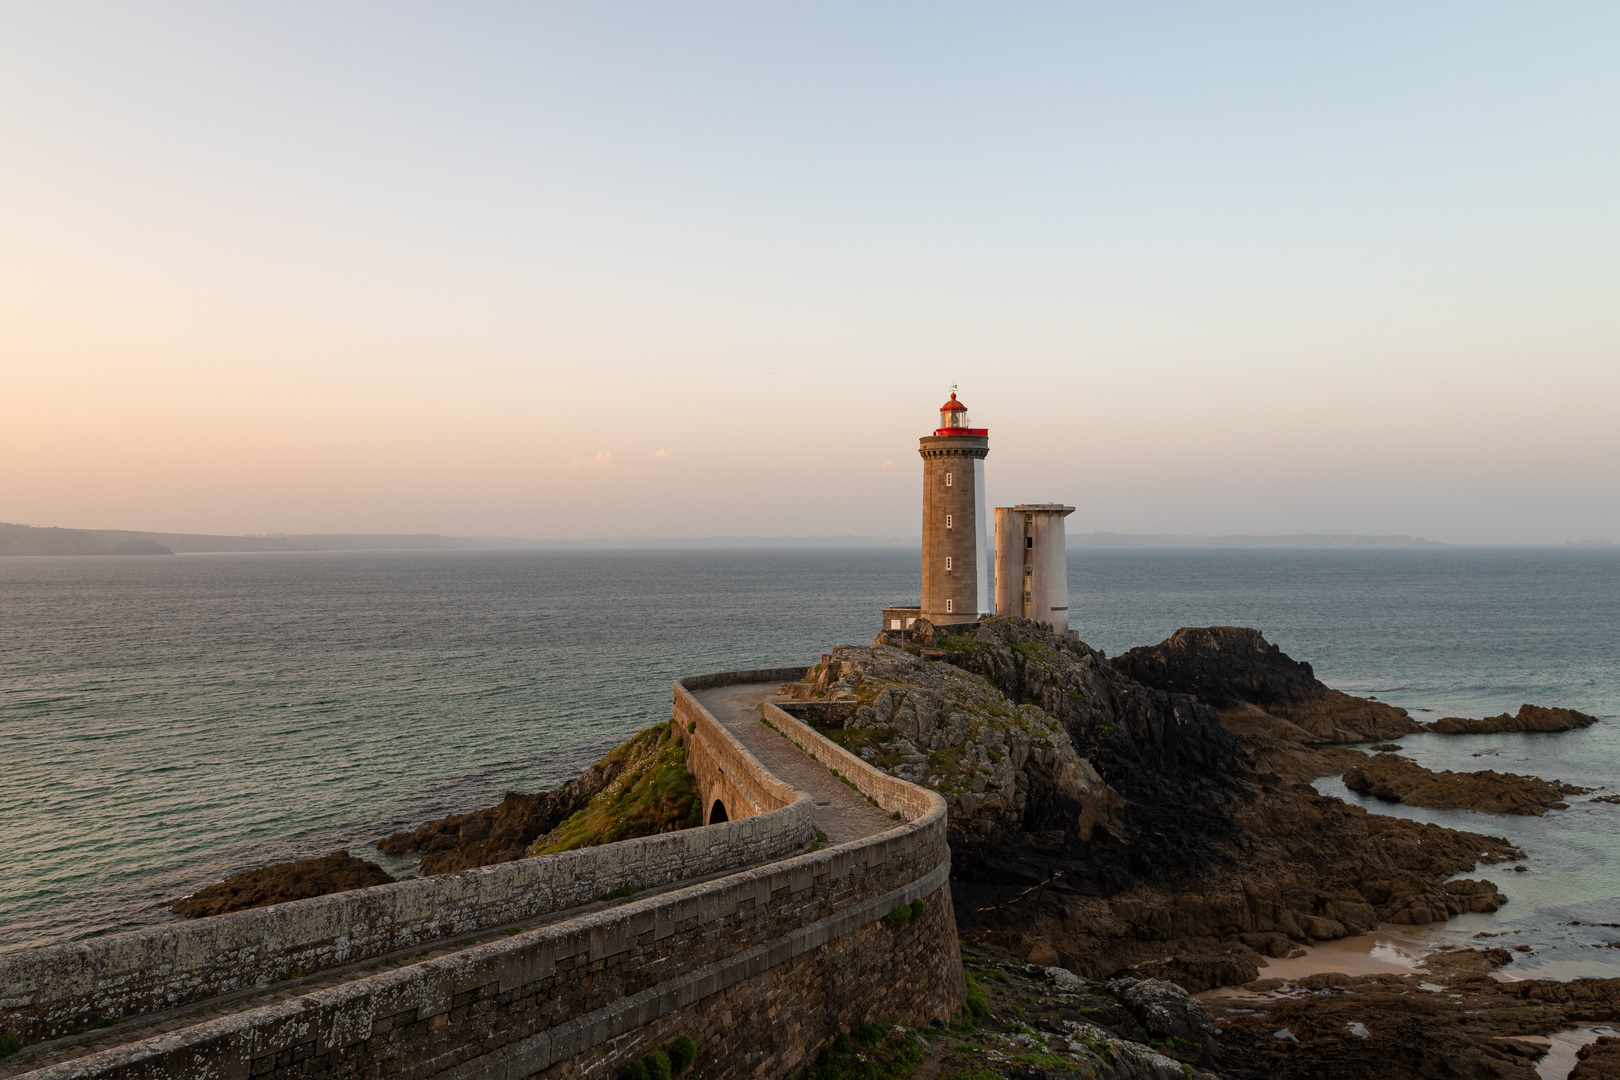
[1,546,1616,975]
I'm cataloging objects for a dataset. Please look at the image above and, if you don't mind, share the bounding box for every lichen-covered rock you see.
[1105,976,1220,1054]
[784,637,1123,846]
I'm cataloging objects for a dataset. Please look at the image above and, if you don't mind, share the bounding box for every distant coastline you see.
[1067,531,1442,548]
[2,520,1613,556]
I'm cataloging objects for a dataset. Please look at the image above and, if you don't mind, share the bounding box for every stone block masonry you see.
[1,779,811,1045]
[675,667,811,825]
[5,671,963,1078]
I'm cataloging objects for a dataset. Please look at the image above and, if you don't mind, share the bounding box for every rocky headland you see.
[1344,753,1592,815]
[154,618,1617,1077]
[782,617,1519,990]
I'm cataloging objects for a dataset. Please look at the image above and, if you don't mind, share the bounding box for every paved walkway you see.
[693,683,895,845]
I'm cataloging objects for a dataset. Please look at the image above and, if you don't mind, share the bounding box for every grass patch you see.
[963,972,989,1020]
[530,723,700,857]
[804,1021,924,1080]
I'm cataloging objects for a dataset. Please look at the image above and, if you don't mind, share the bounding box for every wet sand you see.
[1248,928,1432,982]
[1194,927,1434,1001]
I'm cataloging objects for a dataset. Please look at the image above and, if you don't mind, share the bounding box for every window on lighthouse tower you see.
[940,392,969,430]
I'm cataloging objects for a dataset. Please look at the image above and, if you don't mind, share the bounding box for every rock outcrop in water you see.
[1427,703,1601,735]
[1343,753,1591,815]
[172,851,394,917]
[781,617,1518,990]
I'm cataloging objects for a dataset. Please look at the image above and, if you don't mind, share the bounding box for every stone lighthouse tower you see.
[918,392,990,625]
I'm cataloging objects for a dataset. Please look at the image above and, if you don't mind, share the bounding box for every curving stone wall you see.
[674,666,809,825]
[6,671,964,1079]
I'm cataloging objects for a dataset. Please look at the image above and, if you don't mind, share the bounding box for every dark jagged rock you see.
[172,851,394,918]
[783,617,1521,989]
[1113,625,1422,744]
[377,786,601,875]
[1344,753,1592,815]
[1428,703,1601,735]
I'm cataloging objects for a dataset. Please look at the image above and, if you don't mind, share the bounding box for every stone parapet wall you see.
[673,669,807,823]
[10,670,962,1079]
[762,702,940,823]
[2,782,812,1044]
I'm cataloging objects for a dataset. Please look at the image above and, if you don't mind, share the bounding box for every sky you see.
[1,3,1616,543]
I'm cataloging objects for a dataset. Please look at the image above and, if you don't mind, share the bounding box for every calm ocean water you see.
[1,547,1616,967]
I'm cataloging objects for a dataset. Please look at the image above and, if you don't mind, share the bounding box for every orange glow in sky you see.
[2,5,1616,542]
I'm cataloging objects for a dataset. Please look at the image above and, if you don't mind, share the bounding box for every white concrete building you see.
[994,503,1076,629]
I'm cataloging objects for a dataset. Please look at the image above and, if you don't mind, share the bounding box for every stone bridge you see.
[0,668,964,1079]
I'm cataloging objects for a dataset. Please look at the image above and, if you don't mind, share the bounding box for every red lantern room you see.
[934,392,987,436]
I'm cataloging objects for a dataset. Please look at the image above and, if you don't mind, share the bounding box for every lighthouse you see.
[917,392,990,625]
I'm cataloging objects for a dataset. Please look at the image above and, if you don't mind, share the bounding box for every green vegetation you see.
[804,1021,924,1080]
[882,898,927,927]
[0,1035,22,1057]
[601,884,636,901]
[530,723,700,856]
[963,973,989,1020]
[617,1035,695,1080]
[668,1035,697,1072]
